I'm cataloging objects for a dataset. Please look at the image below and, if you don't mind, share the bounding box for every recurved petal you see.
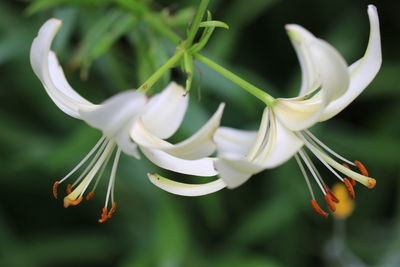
[132,103,225,159]
[214,127,257,155]
[253,111,303,168]
[319,5,381,121]
[30,18,94,118]
[286,24,321,96]
[214,153,264,189]
[148,173,226,196]
[141,148,218,177]
[275,38,349,131]
[79,90,147,137]
[141,82,188,139]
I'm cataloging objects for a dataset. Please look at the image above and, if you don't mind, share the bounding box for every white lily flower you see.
[214,5,381,217]
[31,18,226,221]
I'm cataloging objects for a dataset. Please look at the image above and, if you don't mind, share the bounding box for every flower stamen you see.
[98,207,109,223]
[342,163,357,186]
[311,200,329,218]
[86,192,95,201]
[66,184,72,194]
[354,160,369,176]
[53,181,60,199]
[343,178,355,199]
[324,194,336,212]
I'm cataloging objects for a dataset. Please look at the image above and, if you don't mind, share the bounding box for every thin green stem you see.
[185,0,209,48]
[194,53,276,106]
[138,50,185,93]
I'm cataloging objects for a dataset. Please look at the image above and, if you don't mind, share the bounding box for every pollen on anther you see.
[324,194,336,212]
[107,202,117,218]
[368,178,376,189]
[354,160,369,177]
[53,181,60,199]
[69,196,83,206]
[343,178,355,199]
[98,207,109,223]
[310,200,329,218]
[323,185,340,203]
[86,192,95,201]
[66,184,72,194]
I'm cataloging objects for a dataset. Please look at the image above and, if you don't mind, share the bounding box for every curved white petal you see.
[274,38,349,131]
[214,127,257,155]
[148,173,226,196]
[30,18,95,118]
[320,5,381,121]
[253,111,303,168]
[141,148,218,177]
[215,153,264,189]
[114,125,141,158]
[79,90,147,137]
[286,24,321,96]
[246,108,269,159]
[132,103,225,160]
[141,82,188,139]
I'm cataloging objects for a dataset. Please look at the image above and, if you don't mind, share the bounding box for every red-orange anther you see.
[66,184,72,194]
[354,160,369,177]
[86,192,95,201]
[343,178,355,200]
[323,185,340,203]
[69,196,83,206]
[342,164,357,186]
[310,200,329,218]
[324,194,336,212]
[107,202,117,218]
[98,207,109,223]
[53,181,60,199]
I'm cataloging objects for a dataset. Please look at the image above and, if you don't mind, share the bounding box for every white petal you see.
[320,5,382,121]
[132,103,225,159]
[30,18,95,118]
[162,103,225,159]
[79,90,147,137]
[286,24,321,96]
[253,111,303,168]
[141,148,218,177]
[214,153,264,189]
[214,127,257,155]
[114,125,141,158]
[141,82,188,139]
[148,173,226,196]
[246,108,269,159]
[274,38,349,131]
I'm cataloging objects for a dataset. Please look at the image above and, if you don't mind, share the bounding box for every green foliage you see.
[1,0,399,266]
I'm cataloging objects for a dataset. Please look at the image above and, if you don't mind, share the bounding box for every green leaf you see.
[199,20,229,29]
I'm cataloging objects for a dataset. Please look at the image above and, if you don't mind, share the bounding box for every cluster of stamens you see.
[51,136,121,223]
[295,130,377,219]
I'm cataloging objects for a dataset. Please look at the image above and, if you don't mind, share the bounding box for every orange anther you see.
[69,196,83,206]
[343,178,355,200]
[354,160,369,177]
[53,181,60,199]
[342,164,356,186]
[66,184,72,194]
[86,192,95,201]
[310,200,329,218]
[324,194,336,212]
[368,178,376,189]
[323,185,340,203]
[107,202,117,218]
[98,207,109,223]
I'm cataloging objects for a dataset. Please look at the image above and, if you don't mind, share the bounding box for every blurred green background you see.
[1,0,399,266]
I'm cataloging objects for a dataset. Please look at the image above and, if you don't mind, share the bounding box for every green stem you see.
[194,53,276,106]
[185,0,209,48]
[138,50,185,93]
